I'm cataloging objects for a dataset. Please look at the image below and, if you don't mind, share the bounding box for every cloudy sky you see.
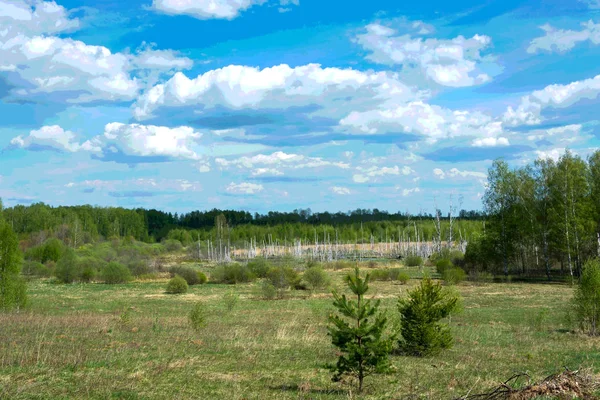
[1,0,599,214]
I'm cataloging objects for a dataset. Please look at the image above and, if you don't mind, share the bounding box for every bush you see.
[55,249,81,283]
[397,277,460,356]
[127,260,151,277]
[166,275,188,294]
[170,266,205,285]
[222,290,239,311]
[435,258,453,275]
[449,250,465,268]
[0,220,27,309]
[77,257,105,282]
[259,280,277,300]
[266,266,301,289]
[370,269,391,281]
[395,271,410,284]
[22,261,52,277]
[469,270,494,284]
[573,259,600,336]
[442,267,467,285]
[247,258,270,278]
[330,260,353,270]
[162,239,183,253]
[405,255,423,267]
[303,266,331,290]
[211,264,255,284]
[188,301,207,331]
[197,271,207,284]
[101,262,132,284]
[25,238,65,264]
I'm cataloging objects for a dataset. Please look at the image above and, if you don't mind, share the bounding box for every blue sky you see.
[1,0,599,214]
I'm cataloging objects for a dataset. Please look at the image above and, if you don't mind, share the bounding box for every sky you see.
[1,0,599,214]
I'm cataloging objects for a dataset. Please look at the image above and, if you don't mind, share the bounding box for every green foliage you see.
[101,262,132,284]
[188,301,207,331]
[222,290,239,312]
[54,249,82,284]
[266,266,301,289]
[573,259,600,335]
[435,259,453,275]
[328,267,393,392]
[166,275,188,294]
[405,255,423,267]
[0,220,27,309]
[370,269,391,281]
[302,266,331,290]
[162,239,183,253]
[169,266,204,285]
[21,260,53,277]
[25,238,65,264]
[247,258,270,278]
[397,277,460,356]
[395,271,410,285]
[442,267,467,285]
[448,250,465,268]
[211,264,255,284]
[259,280,277,300]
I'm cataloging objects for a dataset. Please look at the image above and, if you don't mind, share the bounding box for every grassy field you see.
[1,265,599,399]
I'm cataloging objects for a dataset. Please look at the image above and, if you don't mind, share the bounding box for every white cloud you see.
[355,24,492,87]
[132,43,193,71]
[535,148,567,161]
[251,168,284,176]
[133,63,417,120]
[433,167,487,180]
[226,182,264,194]
[89,123,202,160]
[151,0,269,20]
[353,165,412,183]
[65,178,202,192]
[216,151,350,171]
[0,0,79,38]
[331,186,351,195]
[472,137,509,147]
[527,20,600,54]
[402,187,421,197]
[504,75,600,126]
[10,125,84,152]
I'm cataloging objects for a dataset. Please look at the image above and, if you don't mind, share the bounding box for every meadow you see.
[2,263,599,400]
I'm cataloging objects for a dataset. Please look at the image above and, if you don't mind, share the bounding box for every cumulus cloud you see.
[331,186,351,195]
[433,167,487,180]
[226,182,264,194]
[355,23,492,87]
[251,168,284,176]
[10,125,85,152]
[527,20,600,54]
[504,75,600,126]
[402,187,421,197]
[151,0,270,20]
[472,137,509,147]
[0,0,79,38]
[353,165,413,183]
[535,147,567,161]
[132,63,417,120]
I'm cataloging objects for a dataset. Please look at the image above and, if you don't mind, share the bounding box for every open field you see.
[1,266,600,399]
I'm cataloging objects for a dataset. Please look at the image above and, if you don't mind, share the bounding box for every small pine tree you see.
[573,259,600,336]
[328,267,393,392]
[397,276,460,356]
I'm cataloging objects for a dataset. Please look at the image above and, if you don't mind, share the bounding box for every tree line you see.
[466,150,600,279]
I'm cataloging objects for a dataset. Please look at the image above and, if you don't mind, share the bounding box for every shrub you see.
[197,271,207,284]
[395,271,410,284]
[188,301,207,331]
[259,280,277,300]
[0,220,27,309]
[166,275,188,294]
[170,266,204,285]
[266,266,300,289]
[397,277,460,356]
[370,269,391,281]
[435,259,453,275]
[55,249,81,283]
[405,255,423,267]
[303,266,331,290]
[211,264,255,284]
[22,261,52,277]
[449,250,465,268]
[162,239,183,253]
[101,262,132,284]
[469,270,494,284]
[127,260,151,277]
[367,260,378,268]
[247,258,270,278]
[328,267,393,392]
[222,290,239,312]
[330,260,353,270]
[442,267,467,285]
[573,259,600,336]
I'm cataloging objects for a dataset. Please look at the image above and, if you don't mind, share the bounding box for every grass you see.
[1,267,600,399]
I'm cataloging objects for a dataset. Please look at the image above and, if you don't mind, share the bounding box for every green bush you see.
[302,266,331,290]
[55,249,81,283]
[101,262,132,284]
[247,258,270,278]
[442,267,467,285]
[188,301,207,331]
[222,290,239,311]
[390,269,410,284]
[435,259,453,275]
[0,220,27,309]
[330,260,353,270]
[197,271,207,284]
[397,277,460,356]
[170,266,204,285]
[22,261,52,277]
[211,264,255,284]
[469,270,494,284]
[266,266,301,289]
[127,260,151,277]
[259,280,277,300]
[449,250,465,267]
[162,239,183,253]
[370,269,391,281]
[405,255,423,267]
[573,259,600,336]
[166,275,188,294]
